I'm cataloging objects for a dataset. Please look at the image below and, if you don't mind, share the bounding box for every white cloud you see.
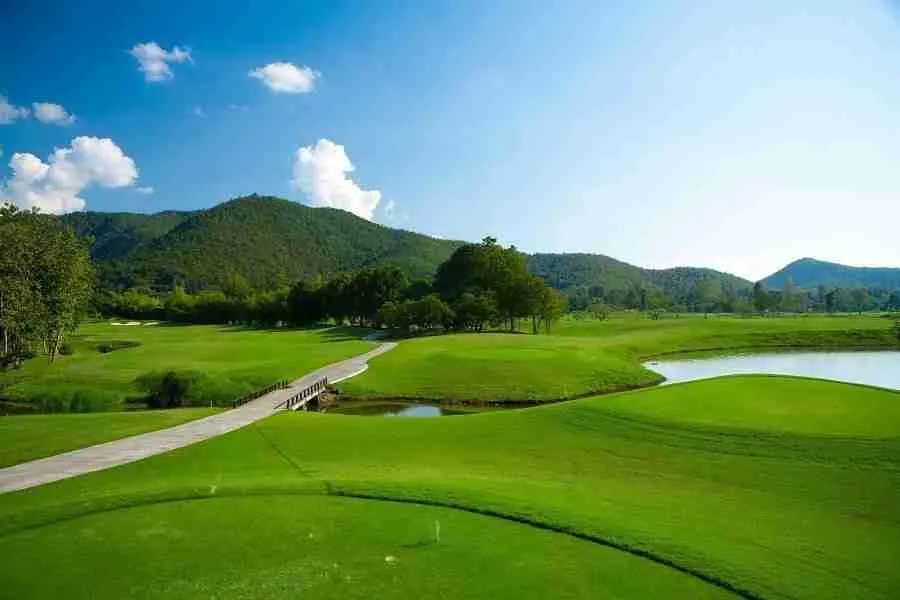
[384,198,396,219]
[192,105,207,118]
[249,62,318,94]
[32,102,76,126]
[0,136,139,214]
[130,42,192,82]
[291,139,381,220]
[135,186,154,195]
[0,96,29,124]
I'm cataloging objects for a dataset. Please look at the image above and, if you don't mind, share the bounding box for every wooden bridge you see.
[279,377,328,411]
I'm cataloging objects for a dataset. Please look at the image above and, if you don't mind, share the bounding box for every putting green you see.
[0,495,734,599]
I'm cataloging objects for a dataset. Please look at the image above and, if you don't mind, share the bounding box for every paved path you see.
[0,342,396,494]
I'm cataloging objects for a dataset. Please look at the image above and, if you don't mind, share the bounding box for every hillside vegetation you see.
[63,196,752,300]
[63,196,465,290]
[764,257,900,289]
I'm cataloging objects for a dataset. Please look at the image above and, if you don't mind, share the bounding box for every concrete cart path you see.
[0,342,396,494]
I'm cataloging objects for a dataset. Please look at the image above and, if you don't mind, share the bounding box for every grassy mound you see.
[338,314,897,402]
[0,408,219,467]
[338,333,661,402]
[1,376,897,599]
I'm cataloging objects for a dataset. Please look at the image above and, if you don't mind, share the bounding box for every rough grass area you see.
[0,323,373,412]
[0,408,219,468]
[338,313,897,401]
[1,376,898,599]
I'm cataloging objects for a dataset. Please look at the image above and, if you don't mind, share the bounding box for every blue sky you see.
[1,0,899,280]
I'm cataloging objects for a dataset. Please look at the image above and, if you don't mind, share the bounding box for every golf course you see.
[1,314,899,599]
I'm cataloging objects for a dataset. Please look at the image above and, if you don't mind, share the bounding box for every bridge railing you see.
[232,380,289,409]
[282,377,329,411]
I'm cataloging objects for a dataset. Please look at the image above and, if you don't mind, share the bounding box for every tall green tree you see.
[752,282,768,313]
[0,206,94,365]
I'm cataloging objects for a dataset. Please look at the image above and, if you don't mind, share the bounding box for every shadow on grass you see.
[213,324,374,342]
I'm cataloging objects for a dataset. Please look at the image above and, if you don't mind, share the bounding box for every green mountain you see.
[62,195,752,297]
[62,195,464,290]
[527,254,751,303]
[763,258,900,289]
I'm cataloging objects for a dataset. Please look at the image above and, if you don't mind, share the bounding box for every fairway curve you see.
[0,342,396,494]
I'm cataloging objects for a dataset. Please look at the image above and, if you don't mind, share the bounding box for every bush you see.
[96,340,142,354]
[58,343,75,356]
[135,370,205,409]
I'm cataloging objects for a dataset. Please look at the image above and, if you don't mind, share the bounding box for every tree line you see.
[99,237,567,334]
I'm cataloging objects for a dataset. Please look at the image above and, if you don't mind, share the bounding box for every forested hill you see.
[763,258,900,290]
[62,195,752,297]
[62,196,464,290]
[527,254,751,306]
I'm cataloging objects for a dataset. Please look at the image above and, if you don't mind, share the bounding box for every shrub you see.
[96,340,142,354]
[58,343,75,356]
[135,370,205,409]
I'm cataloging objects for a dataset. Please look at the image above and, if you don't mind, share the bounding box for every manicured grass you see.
[594,375,900,437]
[0,408,219,468]
[338,333,661,401]
[0,322,373,412]
[339,313,897,401]
[1,376,897,599]
[0,495,731,599]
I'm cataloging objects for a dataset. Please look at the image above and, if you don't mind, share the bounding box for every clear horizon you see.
[2,0,899,281]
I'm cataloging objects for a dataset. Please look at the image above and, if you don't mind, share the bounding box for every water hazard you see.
[645,351,900,391]
[326,401,465,417]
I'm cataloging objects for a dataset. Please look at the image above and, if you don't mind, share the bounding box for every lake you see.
[645,351,900,391]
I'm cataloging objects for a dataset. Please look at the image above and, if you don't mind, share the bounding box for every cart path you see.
[0,342,396,494]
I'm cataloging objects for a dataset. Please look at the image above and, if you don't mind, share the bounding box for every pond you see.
[645,351,900,391]
[325,401,466,417]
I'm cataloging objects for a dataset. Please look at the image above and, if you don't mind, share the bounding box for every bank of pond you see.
[325,349,900,417]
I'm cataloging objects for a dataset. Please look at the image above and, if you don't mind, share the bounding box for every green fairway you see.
[0,322,373,412]
[337,332,661,401]
[1,376,897,599]
[0,408,219,467]
[339,313,897,401]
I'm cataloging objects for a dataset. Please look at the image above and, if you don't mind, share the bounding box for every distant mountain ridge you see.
[762,258,900,290]
[62,195,751,296]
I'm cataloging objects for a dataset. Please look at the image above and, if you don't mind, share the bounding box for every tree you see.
[692,280,720,316]
[435,238,553,331]
[537,287,566,333]
[222,271,253,301]
[452,292,498,331]
[752,282,768,314]
[780,278,801,313]
[287,278,326,326]
[588,299,610,321]
[850,288,871,315]
[0,206,93,365]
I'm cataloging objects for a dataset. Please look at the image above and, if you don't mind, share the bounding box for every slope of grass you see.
[1,376,898,599]
[0,408,219,468]
[0,322,373,412]
[338,333,661,402]
[339,313,897,401]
